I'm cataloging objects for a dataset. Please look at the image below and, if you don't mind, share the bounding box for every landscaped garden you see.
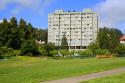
[0,56,125,83]
[0,17,125,83]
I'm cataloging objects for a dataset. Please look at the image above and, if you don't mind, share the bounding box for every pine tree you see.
[6,17,19,49]
[61,33,68,50]
[1,18,9,45]
[19,18,27,42]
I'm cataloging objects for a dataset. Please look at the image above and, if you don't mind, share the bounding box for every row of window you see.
[55,39,93,41]
[53,13,93,16]
[53,27,93,30]
[52,23,91,26]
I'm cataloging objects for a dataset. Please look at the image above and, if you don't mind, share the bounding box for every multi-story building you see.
[48,9,98,50]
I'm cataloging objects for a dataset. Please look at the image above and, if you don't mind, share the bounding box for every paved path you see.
[41,67,125,83]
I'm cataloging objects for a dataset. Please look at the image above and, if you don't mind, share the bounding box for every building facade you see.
[48,9,98,50]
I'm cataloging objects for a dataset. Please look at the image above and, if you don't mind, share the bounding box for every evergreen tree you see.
[1,18,9,45]
[97,27,123,52]
[26,23,34,40]
[19,18,27,42]
[61,33,68,50]
[6,17,20,49]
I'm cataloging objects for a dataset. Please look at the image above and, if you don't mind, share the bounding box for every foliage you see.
[0,47,15,58]
[61,33,68,50]
[78,50,93,58]
[114,44,125,57]
[0,17,47,50]
[39,49,48,56]
[88,43,100,56]
[39,43,57,56]
[36,29,47,42]
[20,40,39,56]
[95,49,111,55]
[97,27,123,52]
[69,50,75,56]
[49,50,58,57]
[60,50,69,57]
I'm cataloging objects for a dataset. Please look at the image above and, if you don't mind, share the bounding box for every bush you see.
[39,43,57,56]
[95,49,110,55]
[0,47,15,58]
[78,50,93,58]
[69,50,75,56]
[39,49,48,56]
[49,50,58,57]
[20,40,39,56]
[114,44,125,57]
[60,50,69,57]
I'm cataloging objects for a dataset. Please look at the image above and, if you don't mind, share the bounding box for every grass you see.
[0,56,125,83]
[81,73,125,83]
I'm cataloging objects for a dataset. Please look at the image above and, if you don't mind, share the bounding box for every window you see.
[76,31,78,33]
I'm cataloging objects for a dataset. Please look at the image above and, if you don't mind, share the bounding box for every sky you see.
[0,0,125,32]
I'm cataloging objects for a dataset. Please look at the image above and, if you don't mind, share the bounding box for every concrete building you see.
[48,9,98,50]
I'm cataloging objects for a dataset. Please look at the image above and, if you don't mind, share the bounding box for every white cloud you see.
[0,0,52,15]
[94,0,125,30]
[0,20,2,23]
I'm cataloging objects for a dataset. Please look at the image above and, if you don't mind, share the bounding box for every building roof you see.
[120,35,125,41]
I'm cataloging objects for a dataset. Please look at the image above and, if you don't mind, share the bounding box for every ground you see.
[0,56,125,83]
[81,72,125,83]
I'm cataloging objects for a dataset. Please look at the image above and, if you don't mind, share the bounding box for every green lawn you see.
[0,56,125,83]
[81,73,125,83]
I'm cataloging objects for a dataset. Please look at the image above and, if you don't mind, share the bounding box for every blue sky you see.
[0,0,125,32]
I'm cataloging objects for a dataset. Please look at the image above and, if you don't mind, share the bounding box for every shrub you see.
[95,49,110,55]
[20,40,39,56]
[49,50,58,57]
[39,43,57,56]
[69,50,75,56]
[60,50,69,57]
[0,47,15,58]
[39,49,48,56]
[78,50,93,58]
[114,44,125,57]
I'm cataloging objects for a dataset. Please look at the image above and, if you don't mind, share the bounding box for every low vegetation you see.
[0,57,125,83]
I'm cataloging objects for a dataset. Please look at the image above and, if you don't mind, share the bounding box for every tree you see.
[61,33,68,50]
[36,29,47,42]
[6,17,19,49]
[19,18,27,42]
[97,27,122,52]
[97,27,110,50]
[25,23,34,40]
[88,43,100,56]
[0,18,9,45]
[20,40,39,56]
[114,44,125,57]
[39,43,57,56]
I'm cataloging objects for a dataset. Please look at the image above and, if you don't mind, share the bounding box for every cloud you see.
[0,20,2,23]
[0,0,52,15]
[94,0,125,30]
